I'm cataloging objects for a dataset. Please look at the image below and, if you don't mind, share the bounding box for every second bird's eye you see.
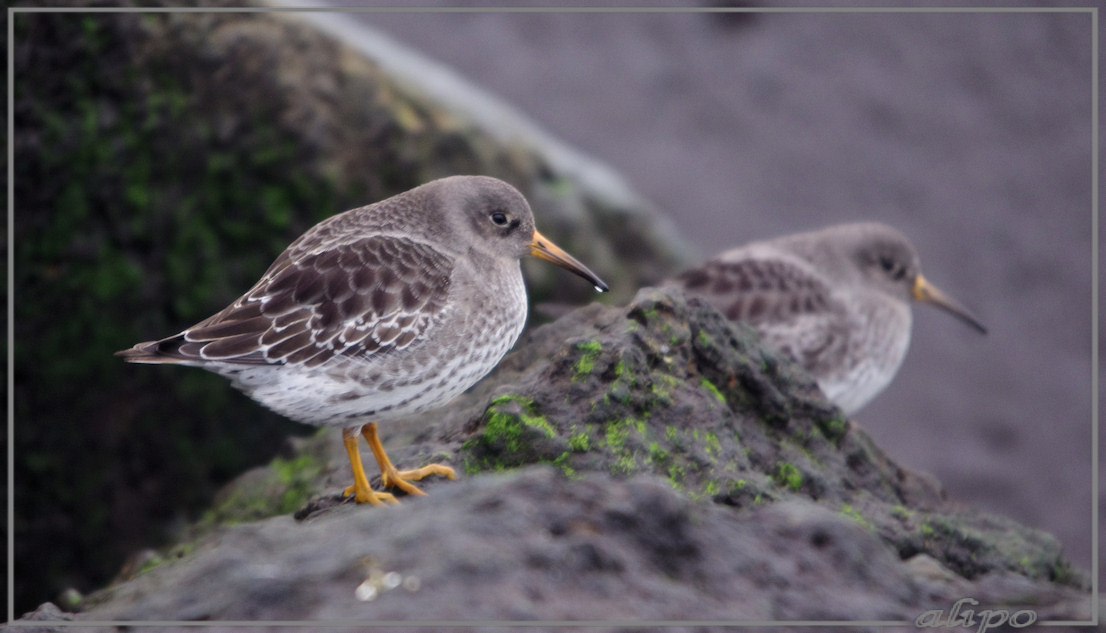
[879,256,905,280]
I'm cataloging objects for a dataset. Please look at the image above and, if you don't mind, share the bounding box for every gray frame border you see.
[6,3,1099,628]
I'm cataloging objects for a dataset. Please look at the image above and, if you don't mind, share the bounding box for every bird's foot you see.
[380,463,457,497]
[343,481,400,506]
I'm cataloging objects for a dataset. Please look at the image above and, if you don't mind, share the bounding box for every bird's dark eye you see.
[490,211,509,226]
[879,256,905,280]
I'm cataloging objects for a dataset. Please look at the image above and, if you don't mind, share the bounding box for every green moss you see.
[646,372,681,405]
[649,381,671,402]
[479,414,524,459]
[647,441,669,465]
[568,432,590,452]
[614,359,628,377]
[664,425,680,449]
[461,394,557,473]
[699,377,726,404]
[14,9,429,613]
[613,452,637,475]
[667,463,686,491]
[486,394,555,440]
[604,358,637,406]
[137,553,165,577]
[839,503,875,531]
[602,417,645,446]
[600,416,650,476]
[573,340,603,380]
[703,431,721,458]
[271,455,323,513]
[696,328,714,346]
[819,415,849,441]
[773,462,802,492]
[605,423,628,451]
[201,453,323,528]
[552,452,578,479]
[656,372,682,388]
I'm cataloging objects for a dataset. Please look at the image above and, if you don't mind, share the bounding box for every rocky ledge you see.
[14,289,1091,631]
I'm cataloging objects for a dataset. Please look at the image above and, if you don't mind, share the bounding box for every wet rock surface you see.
[12,290,1092,630]
[27,469,1094,630]
[12,1,687,611]
[12,3,1097,629]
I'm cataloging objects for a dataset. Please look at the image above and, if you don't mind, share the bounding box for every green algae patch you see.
[201,453,325,528]
[597,416,650,476]
[839,503,875,531]
[486,394,556,442]
[665,425,680,446]
[646,441,669,466]
[462,394,568,474]
[614,359,628,378]
[703,431,722,458]
[568,431,591,452]
[815,414,849,442]
[699,377,726,404]
[773,461,803,492]
[573,340,603,381]
[434,288,1090,593]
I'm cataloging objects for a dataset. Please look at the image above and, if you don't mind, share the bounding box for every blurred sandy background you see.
[284,3,1098,575]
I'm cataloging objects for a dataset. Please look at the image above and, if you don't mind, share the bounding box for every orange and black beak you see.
[530,229,609,293]
[912,275,987,334]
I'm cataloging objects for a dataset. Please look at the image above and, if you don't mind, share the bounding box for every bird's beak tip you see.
[912,275,987,335]
[530,229,609,293]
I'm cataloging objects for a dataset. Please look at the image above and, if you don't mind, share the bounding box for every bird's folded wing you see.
[672,257,849,374]
[133,236,454,368]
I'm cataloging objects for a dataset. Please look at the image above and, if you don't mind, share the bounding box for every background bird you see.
[118,175,608,505]
[666,222,986,416]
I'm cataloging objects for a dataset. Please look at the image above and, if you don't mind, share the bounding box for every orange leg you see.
[342,423,456,503]
[362,422,457,496]
[341,427,398,506]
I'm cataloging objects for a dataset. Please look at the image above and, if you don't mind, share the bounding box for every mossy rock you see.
[12,3,690,612]
[445,288,1085,589]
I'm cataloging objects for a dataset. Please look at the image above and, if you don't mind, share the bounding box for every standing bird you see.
[118,176,608,505]
[666,222,985,416]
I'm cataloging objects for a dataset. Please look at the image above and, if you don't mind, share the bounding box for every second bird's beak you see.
[530,229,609,293]
[912,275,987,334]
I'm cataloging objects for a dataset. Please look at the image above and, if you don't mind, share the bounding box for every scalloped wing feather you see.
[674,257,849,374]
[128,236,453,368]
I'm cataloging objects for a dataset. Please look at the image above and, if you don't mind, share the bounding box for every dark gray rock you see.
[73,469,935,623]
[12,288,1092,630]
[448,288,1083,589]
[13,3,1096,629]
[16,468,1094,631]
[350,3,1098,585]
[12,1,691,612]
